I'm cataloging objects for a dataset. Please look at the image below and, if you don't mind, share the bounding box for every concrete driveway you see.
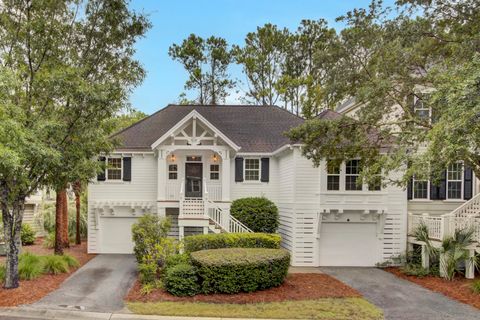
[322,267,480,320]
[31,254,137,313]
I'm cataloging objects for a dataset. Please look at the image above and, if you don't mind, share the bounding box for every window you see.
[244,159,260,181]
[210,164,220,180]
[326,160,340,191]
[107,158,122,180]
[168,164,178,180]
[414,95,431,122]
[345,160,362,191]
[447,163,463,199]
[412,177,429,199]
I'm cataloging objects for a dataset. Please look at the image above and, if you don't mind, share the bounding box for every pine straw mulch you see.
[385,267,480,310]
[125,273,361,304]
[0,239,95,307]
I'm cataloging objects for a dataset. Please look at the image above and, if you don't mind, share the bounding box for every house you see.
[337,97,480,277]
[88,104,410,267]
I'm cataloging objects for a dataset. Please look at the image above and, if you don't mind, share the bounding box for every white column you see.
[421,244,430,270]
[179,226,184,240]
[203,226,209,234]
[221,149,231,201]
[157,149,166,201]
[466,249,475,279]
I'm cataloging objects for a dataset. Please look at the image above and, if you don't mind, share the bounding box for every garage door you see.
[318,222,380,267]
[99,217,137,254]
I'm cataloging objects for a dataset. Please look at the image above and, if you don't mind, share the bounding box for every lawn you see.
[127,298,383,320]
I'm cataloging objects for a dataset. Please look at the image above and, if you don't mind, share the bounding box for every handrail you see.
[206,199,252,233]
[443,193,480,218]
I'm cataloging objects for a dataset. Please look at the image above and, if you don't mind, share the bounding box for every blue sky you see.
[128,0,395,115]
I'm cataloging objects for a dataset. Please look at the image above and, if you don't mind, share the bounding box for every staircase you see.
[178,178,252,235]
[408,193,480,244]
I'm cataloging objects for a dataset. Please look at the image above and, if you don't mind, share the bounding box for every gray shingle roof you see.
[112,105,304,153]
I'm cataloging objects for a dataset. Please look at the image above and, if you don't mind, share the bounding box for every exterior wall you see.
[87,153,157,253]
[408,200,468,216]
[230,157,278,202]
[276,150,295,255]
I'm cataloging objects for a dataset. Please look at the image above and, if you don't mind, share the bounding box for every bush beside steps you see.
[183,232,281,253]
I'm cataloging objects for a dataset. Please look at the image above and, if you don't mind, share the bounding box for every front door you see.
[185,163,202,198]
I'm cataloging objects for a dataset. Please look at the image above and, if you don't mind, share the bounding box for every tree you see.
[169,34,235,105]
[288,0,480,186]
[110,108,148,133]
[233,24,289,106]
[0,0,149,288]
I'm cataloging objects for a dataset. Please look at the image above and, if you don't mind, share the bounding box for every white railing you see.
[166,179,221,201]
[181,198,204,217]
[206,200,252,233]
[409,194,480,243]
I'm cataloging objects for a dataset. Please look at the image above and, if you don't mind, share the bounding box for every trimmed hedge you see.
[183,233,281,253]
[163,263,200,296]
[230,197,279,233]
[191,248,290,294]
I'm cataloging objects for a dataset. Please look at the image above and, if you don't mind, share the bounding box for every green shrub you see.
[18,252,43,280]
[163,263,200,296]
[131,214,171,263]
[230,197,279,233]
[184,233,281,253]
[138,261,158,285]
[42,255,69,274]
[43,231,55,249]
[165,253,190,269]
[62,254,80,268]
[191,248,290,294]
[40,195,88,239]
[472,280,480,294]
[401,264,431,277]
[21,224,36,246]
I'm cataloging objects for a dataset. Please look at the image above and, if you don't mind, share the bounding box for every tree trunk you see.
[2,200,25,289]
[54,190,65,255]
[62,190,69,248]
[73,182,81,245]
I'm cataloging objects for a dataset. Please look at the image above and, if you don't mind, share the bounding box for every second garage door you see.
[99,217,138,254]
[318,222,380,267]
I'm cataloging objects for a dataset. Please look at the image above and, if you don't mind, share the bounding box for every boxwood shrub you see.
[163,263,200,296]
[230,197,279,233]
[191,248,290,294]
[183,232,281,253]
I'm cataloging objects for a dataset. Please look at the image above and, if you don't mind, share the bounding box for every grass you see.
[42,255,69,274]
[471,280,480,294]
[127,298,383,320]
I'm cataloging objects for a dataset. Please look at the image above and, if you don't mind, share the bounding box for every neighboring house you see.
[24,190,45,235]
[88,104,408,267]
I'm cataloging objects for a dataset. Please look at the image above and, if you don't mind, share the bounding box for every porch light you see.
[213,153,218,162]
[170,154,176,162]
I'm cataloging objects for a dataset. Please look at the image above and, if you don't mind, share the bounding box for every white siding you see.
[88,153,157,253]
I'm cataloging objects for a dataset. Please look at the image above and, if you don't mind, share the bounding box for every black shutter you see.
[430,180,439,200]
[438,170,447,200]
[123,157,132,181]
[261,158,270,182]
[97,157,106,181]
[407,178,413,200]
[464,166,473,200]
[235,157,244,182]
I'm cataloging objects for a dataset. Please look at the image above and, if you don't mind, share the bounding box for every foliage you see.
[42,255,69,275]
[62,254,80,268]
[0,264,4,283]
[191,248,290,294]
[471,280,480,295]
[169,34,235,104]
[20,224,36,246]
[140,283,155,296]
[138,261,158,285]
[163,263,200,297]
[401,264,431,278]
[110,108,148,134]
[230,197,279,233]
[131,214,172,263]
[43,232,55,249]
[18,252,43,280]
[183,232,281,253]
[412,222,438,261]
[439,228,477,281]
[165,253,191,269]
[41,197,88,239]
[287,0,480,185]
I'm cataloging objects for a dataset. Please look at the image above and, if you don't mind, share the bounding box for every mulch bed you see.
[385,267,480,310]
[125,273,361,304]
[0,239,95,307]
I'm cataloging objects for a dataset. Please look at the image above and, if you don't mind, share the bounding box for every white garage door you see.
[318,222,380,267]
[99,217,137,254]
